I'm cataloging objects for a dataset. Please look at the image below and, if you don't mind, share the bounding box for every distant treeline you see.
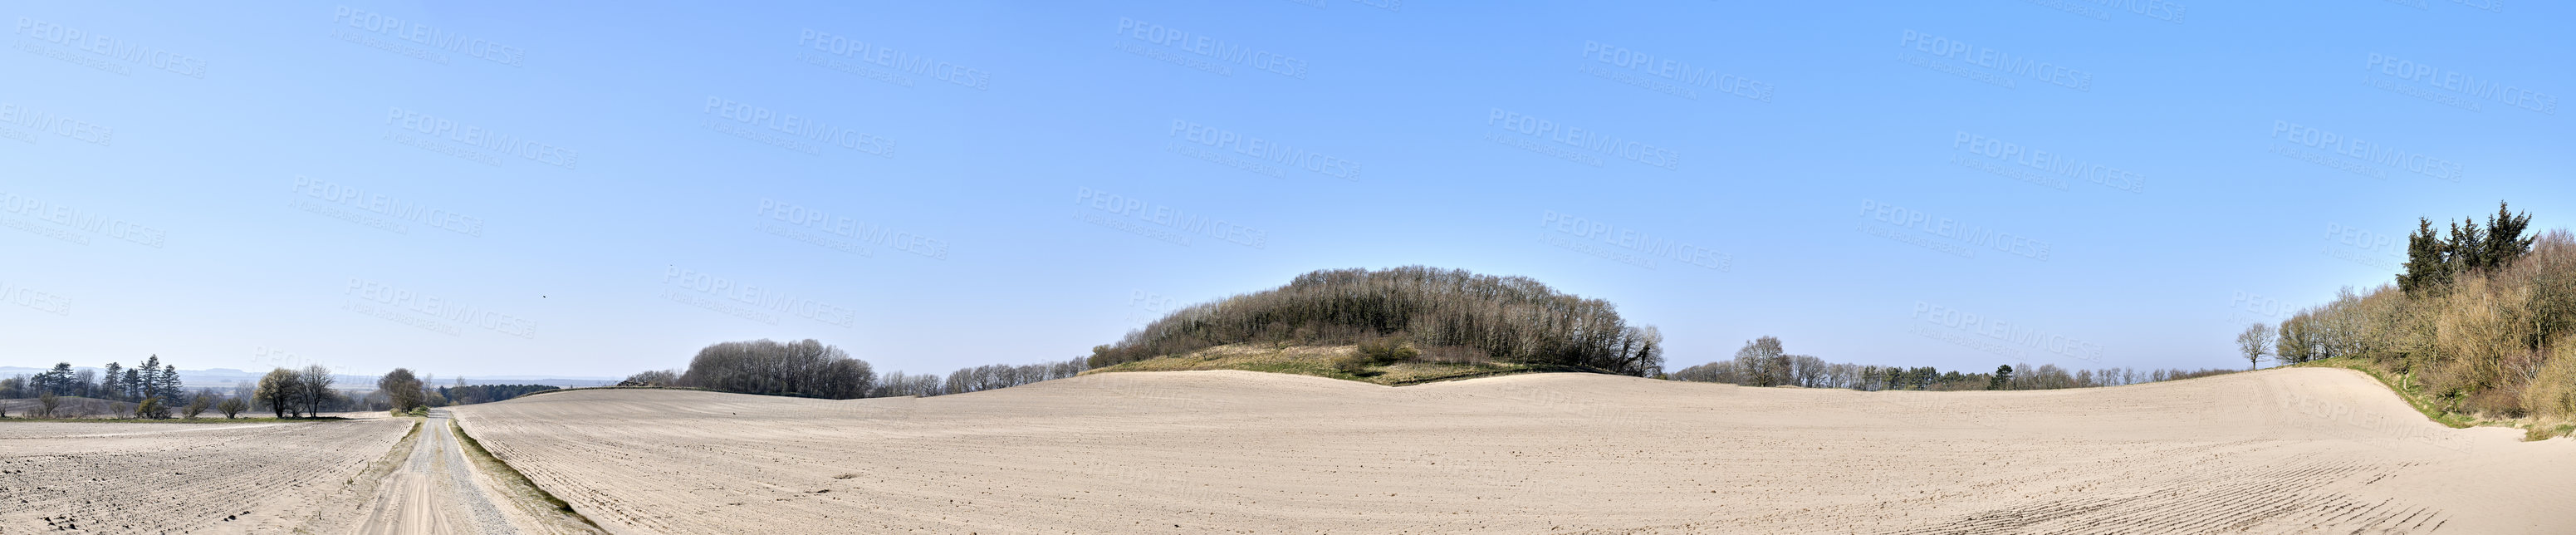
[1668,336,2238,391]
[2,355,187,404]
[439,384,558,405]
[1086,266,1666,375]
[0,356,255,419]
[624,339,1084,400]
[874,360,1085,398]
[2260,202,2576,419]
[625,268,1672,400]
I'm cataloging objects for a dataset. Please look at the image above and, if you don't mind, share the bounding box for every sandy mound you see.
[453,368,2574,533]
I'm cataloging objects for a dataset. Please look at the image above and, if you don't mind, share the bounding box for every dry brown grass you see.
[2522,345,2576,420]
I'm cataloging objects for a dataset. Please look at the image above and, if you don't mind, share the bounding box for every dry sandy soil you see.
[0,411,595,534]
[0,416,412,533]
[450,367,2575,534]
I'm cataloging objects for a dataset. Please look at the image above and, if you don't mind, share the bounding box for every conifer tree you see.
[100,362,122,400]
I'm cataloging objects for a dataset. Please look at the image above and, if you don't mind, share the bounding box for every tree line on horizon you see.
[365,367,557,415]
[1667,336,2239,391]
[644,332,2234,402]
[636,267,2255,402]
[0,355,248,419]
[2247,202,2576,420]
[620,338,1086,400]
[0,356,556,420]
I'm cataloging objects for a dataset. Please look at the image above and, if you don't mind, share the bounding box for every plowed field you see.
[453,367,2576,533]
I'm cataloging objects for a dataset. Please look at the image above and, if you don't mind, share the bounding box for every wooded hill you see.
[1086,266,1666,376]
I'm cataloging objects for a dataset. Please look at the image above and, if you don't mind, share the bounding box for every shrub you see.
[134,397,163,420]
[620,369,678,387]
[2522,345,2576,420]
[1331,353,1375,375]
[217,397,247,419]
[184,395,213,420]
[378,368,425,413]
[1355,337,1420,366]
[37,392,61,418]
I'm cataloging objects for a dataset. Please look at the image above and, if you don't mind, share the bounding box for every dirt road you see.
[351,410,523,535]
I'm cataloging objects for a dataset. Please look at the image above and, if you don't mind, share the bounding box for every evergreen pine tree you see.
[2482,201,2534,269]
[100,362,123,400]
[159,365,183,405]
[135,355,163,401]
[2446,218,2487,272]
[2400,218,2451,295]
[122,369,143,401]
[41,363,75,395]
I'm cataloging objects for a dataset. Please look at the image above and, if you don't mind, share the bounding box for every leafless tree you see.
[298,365,338,416]
[2236,322,2275,371]
[1730,336,1789,387]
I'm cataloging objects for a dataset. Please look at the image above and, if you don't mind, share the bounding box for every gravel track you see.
[351,410,523,535]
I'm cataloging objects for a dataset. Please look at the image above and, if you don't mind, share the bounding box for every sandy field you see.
[0,410,599,534]
[448,367,2575,533]
[0,416,413,533]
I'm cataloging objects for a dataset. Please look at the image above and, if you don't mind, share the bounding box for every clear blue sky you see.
[2,1,2567,378]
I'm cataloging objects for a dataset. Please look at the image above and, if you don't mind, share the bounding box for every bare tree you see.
[298,365,337,417]
[1731,336,1788,387]
[2236,322,2275,371]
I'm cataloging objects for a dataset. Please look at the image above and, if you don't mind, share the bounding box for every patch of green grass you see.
[2295,357,2480,429]
[1085,343,1609,386]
